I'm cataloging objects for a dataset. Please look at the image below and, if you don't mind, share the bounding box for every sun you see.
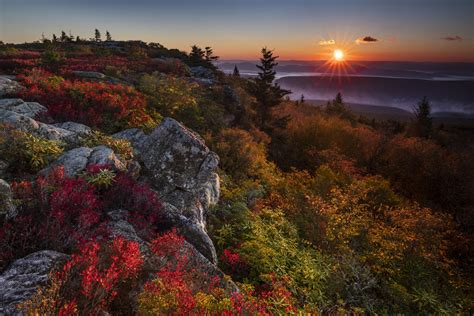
[333,49,344,61]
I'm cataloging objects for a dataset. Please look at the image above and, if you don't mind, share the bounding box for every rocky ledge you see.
[0,89,227,313]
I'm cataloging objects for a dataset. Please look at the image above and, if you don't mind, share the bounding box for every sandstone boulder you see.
[72,71,106,79]
[52,121,92,136]
[0,99,47,119]
[114,118,220,263]
[0,109,76,142]
[0,76,21,97]
[0,251,68,315]
[0,179,17,219]
[40,146,127,178]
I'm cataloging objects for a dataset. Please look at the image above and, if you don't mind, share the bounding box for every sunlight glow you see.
[333,49,344,61]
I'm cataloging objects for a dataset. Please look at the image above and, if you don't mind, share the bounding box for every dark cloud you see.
[355,36,378,44]
[442,36,463,41]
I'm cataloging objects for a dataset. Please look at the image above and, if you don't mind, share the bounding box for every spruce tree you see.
[106,30,112,41]
[189,45,205,66]
[94,29,101,42]
[233,65,240,77]
[205,46,219,62]
[251,47,290,127]
[413,96,433,138]
[60,30,67,43]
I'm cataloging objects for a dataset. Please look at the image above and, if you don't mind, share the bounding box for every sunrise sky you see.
[1,0,473,61]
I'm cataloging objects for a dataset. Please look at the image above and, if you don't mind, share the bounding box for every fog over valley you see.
[218,60,474,114]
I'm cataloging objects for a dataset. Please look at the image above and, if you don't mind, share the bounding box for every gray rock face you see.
[0,99,47,118]
[113,128,147,154]
[0,179,17,219]
[72,71,106,79]
[114,118,220,263]
[88,146,126,170]
[107,209,146,246]
[0,109,76,142]
[0,76,21,97]
[0,251,68,315]
[40,146,127,178]
[0,99,93,145]
[52,121,92,136]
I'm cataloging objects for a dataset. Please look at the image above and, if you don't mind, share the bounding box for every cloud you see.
[355,36,378,44]
[442,35,462,41]
[318,39,335,46]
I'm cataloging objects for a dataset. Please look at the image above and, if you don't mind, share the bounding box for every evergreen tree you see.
[251,47,290,127]
[189,45,205,66]
[60,30,68,43]
[94,29,101,42]
[106,30,112,41]
[334,92,343,104]
[189,45,218,69]
[413,96,433,138]
[325,92,355,122]
[52,34,58,43]
[205,46,219,62]
[232,65,240,77]
[300,94,305,104]
[76,36,81,42]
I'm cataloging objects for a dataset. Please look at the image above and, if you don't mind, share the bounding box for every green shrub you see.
[81,131,134,161]
[0,124,63,172]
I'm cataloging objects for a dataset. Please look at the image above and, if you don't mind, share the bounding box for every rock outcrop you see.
[52,121,92,136]
[114,118,220,263]
[0,76,21,97]
[0,105,80,144]
[0,99,47,118]
[0,179,17,219]
[0,251,68,315]
[40,146,127,177]
[72,71,106,79]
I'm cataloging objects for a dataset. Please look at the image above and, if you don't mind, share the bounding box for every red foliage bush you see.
[0,50,40,73]
[60,55,159,74]
[103,173,163,240]
[0,166,163,270]
[139,230,298,315]
[17,68,154,132]
[46,237,143,314]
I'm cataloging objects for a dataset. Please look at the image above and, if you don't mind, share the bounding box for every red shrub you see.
[0,51,41,73]
[150,228,185,258]
[17,68,154,132]
[54,237,143,314]
[103,173,163,240]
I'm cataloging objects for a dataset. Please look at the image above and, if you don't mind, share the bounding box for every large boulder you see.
[40,146,127,178]
[0,109,76,142]
[0,179,17,219]
[0,99,47,119]
[0,251,68,315]
[0,76,21,97]
[52,121,92,136]
[72,71,106,79]
[114,118,220,263]
[0,99,94,145]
